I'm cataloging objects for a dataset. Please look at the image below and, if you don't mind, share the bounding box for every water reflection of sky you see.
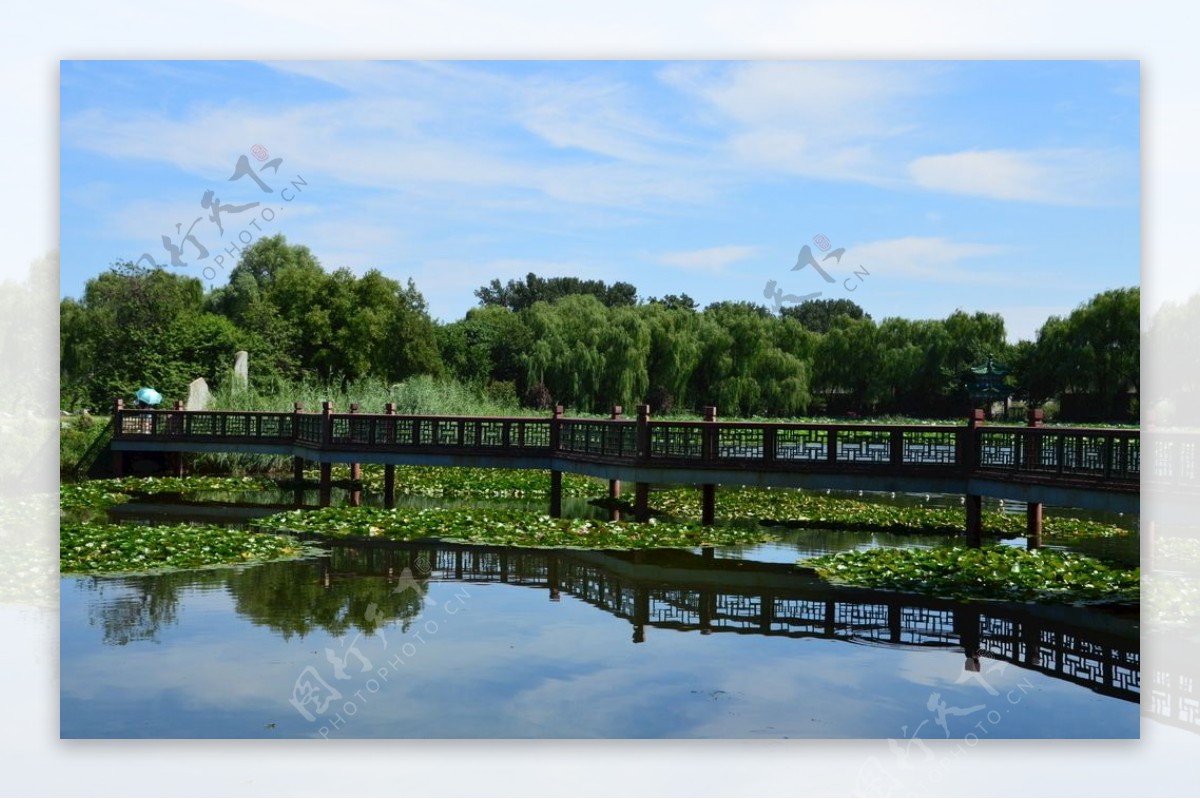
[61,563,1138,739]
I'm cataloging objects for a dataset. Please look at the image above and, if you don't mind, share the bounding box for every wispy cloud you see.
[908,148,1135,205]
[659,61,935,183]
[655,244,761,273]
[849,236,1008,283]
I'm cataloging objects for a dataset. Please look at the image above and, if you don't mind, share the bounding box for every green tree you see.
[781,298,871,334]
[60,263,209,409]
[476,272,638,312]
[1016,288,1138,418]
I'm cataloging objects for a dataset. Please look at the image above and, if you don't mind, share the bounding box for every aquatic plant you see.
[649,487,1128,539]
[60,475,279,510]
[254,506,773,550]
[803,545,1139,604]
[306,464,599,497]
[60,520,315,574]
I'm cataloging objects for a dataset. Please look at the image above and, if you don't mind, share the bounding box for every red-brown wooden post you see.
[348,403,362,483]
[112,398,125,477]
[384,402,397,509]
[701,406,717,526]
[634,404,651,522]
[550,405,564,518]
[1026,408,1044,549]
[964,409,985,547]
[172,400,185,476]
[319,400,333,507]
[292,403,305,485]
[608,405,623,521]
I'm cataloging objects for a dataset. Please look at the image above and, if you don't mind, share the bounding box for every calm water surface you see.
[61,489,1139,739]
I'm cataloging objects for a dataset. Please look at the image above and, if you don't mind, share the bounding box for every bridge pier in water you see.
[608,405,623,521]
[634,482,650,522]
[549,470,563,518]
[701,406,717,526]
[1025,408,1045,549]
[384,403,397,508]
[964,409,984,547]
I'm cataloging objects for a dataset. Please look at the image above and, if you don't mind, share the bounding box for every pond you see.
[60,488,1139,739]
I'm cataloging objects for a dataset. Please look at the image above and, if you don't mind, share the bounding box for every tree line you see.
[60,234,1139,421]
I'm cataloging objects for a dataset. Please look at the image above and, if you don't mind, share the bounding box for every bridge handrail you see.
[110,401,1147,487]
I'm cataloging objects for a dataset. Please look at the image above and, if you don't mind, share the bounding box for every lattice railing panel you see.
[902,431,959,466]
[836,430,891,464]
[648,424,704,459]
[773,428,830,462]
[717,426,764,460]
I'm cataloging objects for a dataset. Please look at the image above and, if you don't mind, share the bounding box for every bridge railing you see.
[558,418,638,458]
[639,420,964,470]
[333,413,552,452]
[975,426,1140,484]
[115,404,296,443]
[111,399,1147,488]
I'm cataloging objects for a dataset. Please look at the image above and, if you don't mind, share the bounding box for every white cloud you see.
[659,61,928,134]
[908,148,1135,205]
[63,61,726,218]
[849,236,1008,283]
[659,61,935,183]
[656,244,761,273]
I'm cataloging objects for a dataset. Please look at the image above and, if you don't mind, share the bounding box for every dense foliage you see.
[61,235,1139,421]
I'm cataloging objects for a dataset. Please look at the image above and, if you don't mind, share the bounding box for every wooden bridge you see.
[109,400,1142,544]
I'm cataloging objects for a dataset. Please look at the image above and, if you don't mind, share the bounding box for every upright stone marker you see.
[186,378,210,411]
[233,351,249,393]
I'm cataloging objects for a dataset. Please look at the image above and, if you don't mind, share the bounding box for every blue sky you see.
[59,60,1139,341]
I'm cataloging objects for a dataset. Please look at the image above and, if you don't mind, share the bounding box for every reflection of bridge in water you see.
[315,540,1140,705]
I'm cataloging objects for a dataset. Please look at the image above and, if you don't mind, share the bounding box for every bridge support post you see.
[384,402,397,509]
[634,482,650,522]
[319,463,332,507]
[702,485,716,526]
[1026,408,1045,549]
[319,401,333,506]
[634,403,651,523]
[965,494,982,547]
[964,409,984,547]
[348,403,361,483]
[112,398,125,478]
[701,406,717,526]
[171,401,186,477]
[550,470,563,518]
[608,405,623,521]
[549,405,563,518]
[291,403,305,504]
